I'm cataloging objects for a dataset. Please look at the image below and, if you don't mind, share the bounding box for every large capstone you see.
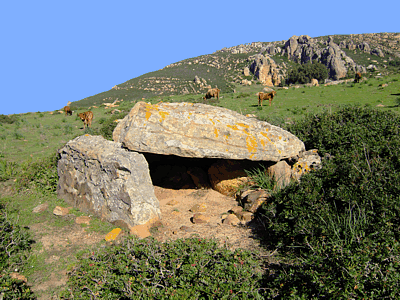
[57,135,160,228]
[113,101,305,162]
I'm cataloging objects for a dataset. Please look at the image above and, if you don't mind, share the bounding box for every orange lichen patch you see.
[214,128,219,138]
[227,125,239,130]
[260,139,266,148]
[246,135,258,155]
[158,111,170,122]
[209,119,215,125]
[279,136,282,140]
[260,132,272,142]
[224,135,230,139]
[105,228,122,241]
[144,103,159,121]
[236,123,250,129]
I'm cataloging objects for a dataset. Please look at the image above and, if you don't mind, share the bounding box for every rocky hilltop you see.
[72,32,400,107]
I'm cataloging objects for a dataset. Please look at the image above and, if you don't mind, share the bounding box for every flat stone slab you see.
[113,102,305,161]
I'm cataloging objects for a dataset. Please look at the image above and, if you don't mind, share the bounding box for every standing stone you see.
[57,135,160,228]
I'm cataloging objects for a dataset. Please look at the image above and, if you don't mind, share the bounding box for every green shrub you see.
[0,114,19,125]
[13,131,24,140]
[99,113,128,140]
[60,237,265,299]
[16,152,59,193]
[260,105,400,298]
[286,62,329,84]
[0,201,35,299]
[0,160,18,181]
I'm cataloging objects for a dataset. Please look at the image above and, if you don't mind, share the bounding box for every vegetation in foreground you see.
[1,73,400,298]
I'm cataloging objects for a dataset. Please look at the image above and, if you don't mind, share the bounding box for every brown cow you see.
[354,72,362,83]
[258,91,277,107]
[63,106,72,116]
[203,88,220,100]
[78,111,93,129]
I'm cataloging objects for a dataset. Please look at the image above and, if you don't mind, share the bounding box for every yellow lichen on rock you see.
[105,228,122,241]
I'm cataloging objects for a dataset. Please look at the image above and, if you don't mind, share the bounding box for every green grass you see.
[2,60,400,298]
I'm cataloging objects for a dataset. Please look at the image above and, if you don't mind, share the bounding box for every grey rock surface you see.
[57,135,160,228]
[113,101,305,161]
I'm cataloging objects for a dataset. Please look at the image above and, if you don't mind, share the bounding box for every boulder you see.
[113,102,305,161]
[267,160,292,189]
[208,160,262,196]
[57,135,161,228]
[291,149,322,181]
[310,78,319,86]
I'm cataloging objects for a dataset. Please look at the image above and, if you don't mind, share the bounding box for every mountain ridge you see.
[71,32,400,108]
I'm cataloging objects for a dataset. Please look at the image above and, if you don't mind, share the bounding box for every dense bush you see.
[99,112,128,140]
[60,237,265,299]
[0,160,18,181]
[286,62,329,85]
[261,105,400,298]
[0,114,19,125]
[16,152,59,193]
[0,201,35,299]
[388,59,400,68]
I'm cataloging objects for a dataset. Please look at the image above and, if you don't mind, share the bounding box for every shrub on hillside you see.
[286,62,329,85]
[60,237,265,299]
[0,114,19,125]
[99,112,128,140]
[261,105,400,298]
[16,152,59,193]
[0,201,35,299]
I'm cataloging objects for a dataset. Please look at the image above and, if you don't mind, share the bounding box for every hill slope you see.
[71,32,400,108]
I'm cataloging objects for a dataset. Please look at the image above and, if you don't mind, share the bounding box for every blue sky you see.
[1,1,399,115]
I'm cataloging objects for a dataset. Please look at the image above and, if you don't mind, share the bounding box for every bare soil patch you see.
[2,183,271,299]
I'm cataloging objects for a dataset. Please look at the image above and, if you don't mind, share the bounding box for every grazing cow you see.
[203,88,221,100]
[258,91,277,107]
[354,72,362,83]
[63,106,72,116]
[78,111,93,129]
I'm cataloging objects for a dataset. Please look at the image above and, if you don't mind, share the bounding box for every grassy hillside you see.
[1,32,400,299]
[70,32,400,109]
[2,73,400,164]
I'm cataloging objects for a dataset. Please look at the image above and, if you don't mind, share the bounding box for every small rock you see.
[166,199,179,206]
[244,198,266,213]
[180,226,195,232]
[105,228,123,241]
[236,211,254,223]
[10,272,27,283]
[229,206,243,215]
[189,203,207,213]
[75,216,91,225]
[191,213,210,224]
[32,203,49,213]
[222,214,240,226]
[53,206,70,216]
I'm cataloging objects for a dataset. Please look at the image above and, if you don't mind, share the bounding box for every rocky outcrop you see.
[320,41,348,80]
[113,101,305,161]
[57,135,161,228]
[279,35,367,80]
[250,54,282,86]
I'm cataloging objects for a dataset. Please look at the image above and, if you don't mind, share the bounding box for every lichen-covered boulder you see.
[57,135,160,228]
[113,102,305,161]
